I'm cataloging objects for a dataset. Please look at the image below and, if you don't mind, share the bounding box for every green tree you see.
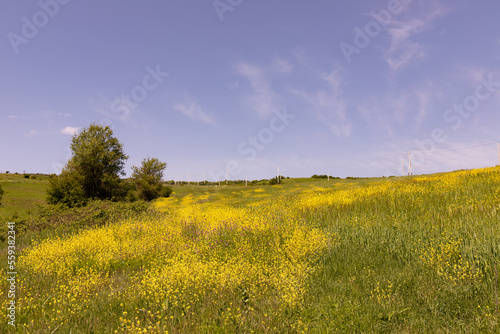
[132,157,171,201]
[47,123,129,207]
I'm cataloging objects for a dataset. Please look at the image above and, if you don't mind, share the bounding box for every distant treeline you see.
[167,177,291,186]
[311,174,341,179]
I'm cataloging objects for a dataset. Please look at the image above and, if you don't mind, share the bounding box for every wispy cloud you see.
[382,2,448,73]
[235,55,353,136]
[173,95,216,126]
[8,112,69,120]
[235,62,282,117]
[357,80,439,136]
[60,126,80,135]
[291,68,352,137]
[271,57,293,75]
[8,115,31,120]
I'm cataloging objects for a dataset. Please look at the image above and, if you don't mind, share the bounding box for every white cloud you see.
[382,2,448,73]
[60,126,80,135]
[291,69,352,137]
[357,80,439,136]
[8,115,31,120]
[235,62,282,116]
[173,95,216,126]
[271,57,293,75]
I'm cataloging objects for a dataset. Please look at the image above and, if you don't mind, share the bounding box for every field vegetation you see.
[1,166,499,332]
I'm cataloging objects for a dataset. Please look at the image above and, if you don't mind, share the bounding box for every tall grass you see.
[1,167,499,333]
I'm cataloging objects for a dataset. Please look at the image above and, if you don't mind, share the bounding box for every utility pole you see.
[402,158,405,176]
[327,173,330,181]
[218,176,220,187]
[497,143,500,166]
[408,151,412,176]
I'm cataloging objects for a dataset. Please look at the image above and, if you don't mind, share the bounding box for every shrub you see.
[132,157,168,202]
[161,185,173,198]
[47,170,86,208]
[268,177,279,185]
[24,174,30,179]
[0,184,4,205]
[28,200,150,232]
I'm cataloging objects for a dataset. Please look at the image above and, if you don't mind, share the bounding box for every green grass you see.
[0,174,49,222]
[2,169,500,332]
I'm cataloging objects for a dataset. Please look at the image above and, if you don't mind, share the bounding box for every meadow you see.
[1,167,500,333]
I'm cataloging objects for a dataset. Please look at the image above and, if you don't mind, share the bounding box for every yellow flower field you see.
[2,166,500,332]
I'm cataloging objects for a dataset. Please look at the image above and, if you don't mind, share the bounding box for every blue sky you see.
[1,0,500,181]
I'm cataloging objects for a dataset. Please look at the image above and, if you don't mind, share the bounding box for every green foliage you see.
[268,177,281,185]
[47,123,129,207]
[34,200,150,231]
[0,184,4,205]
[47,166,86,208]
[311,174,340,179]
[24,173,30,179]
[0,200,150,238]
[132,157,170,201]
[161,185,173,198]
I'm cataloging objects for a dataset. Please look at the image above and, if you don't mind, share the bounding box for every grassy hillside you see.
[2,168,500,333]
[0,174,49,222]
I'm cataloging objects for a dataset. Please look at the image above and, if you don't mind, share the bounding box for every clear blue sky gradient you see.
[1,0,500,180]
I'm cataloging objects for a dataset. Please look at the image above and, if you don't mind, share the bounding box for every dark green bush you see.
[268,177,279,185]
[161,185,173,198]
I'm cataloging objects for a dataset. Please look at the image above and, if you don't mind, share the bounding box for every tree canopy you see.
[132,157,171,201]
[47,123,129,207]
